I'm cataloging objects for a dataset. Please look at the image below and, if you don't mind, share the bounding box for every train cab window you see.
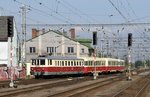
[37,59,39,65]
[40,59,45,65]
[32,59,36,65]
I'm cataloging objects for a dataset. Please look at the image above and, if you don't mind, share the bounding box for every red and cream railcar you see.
[30,56,84,78]
[81,57,125,74]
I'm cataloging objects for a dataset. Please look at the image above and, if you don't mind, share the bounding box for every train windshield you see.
[31,59,36,65]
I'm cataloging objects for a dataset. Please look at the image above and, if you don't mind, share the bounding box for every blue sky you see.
[1,0,150,61]
[1,0,150,25]
[1,0,150,40]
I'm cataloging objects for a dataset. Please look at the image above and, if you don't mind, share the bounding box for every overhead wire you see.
[13,0,73,24]
[107,0,128,22]
[33,0,75,23]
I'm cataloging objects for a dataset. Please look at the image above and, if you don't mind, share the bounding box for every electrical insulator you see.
[7,16,14,37]
[128,33,132,47]
[93,32,97,45]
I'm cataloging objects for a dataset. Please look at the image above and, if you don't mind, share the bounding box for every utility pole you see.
[20,5,29,67]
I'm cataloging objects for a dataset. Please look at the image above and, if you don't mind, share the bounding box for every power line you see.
[108,0,128,22]
[33,0,75,23]
[13,0,73,24]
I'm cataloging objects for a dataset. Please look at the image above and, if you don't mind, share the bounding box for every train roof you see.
[79,57,124,62]
[32,56,83,60]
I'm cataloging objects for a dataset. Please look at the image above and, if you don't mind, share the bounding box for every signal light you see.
[7,16,14,37]
[93,32,97,45]
[128,33,132,47]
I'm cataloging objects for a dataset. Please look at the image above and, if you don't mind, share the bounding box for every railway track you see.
[112,72,150,97]
[48,76,124,97]
[0,74,123,97]
[0,76,93,97]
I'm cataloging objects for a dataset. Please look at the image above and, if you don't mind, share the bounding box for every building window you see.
[47,47,56,53]
[30,47,36,53]
[81,48,84,53]
[68,47,74,53]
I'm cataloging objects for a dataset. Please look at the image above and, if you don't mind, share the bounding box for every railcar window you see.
[55,61,57,66]
[95,61,96,65]
[40,59,45,65]
[74,61,76,66]
[77,61,78,66]
[71,61,73,66]
[82,61,84,66]
[58,61,59,66]
[108,61,111,66]
[65,61,67,66]
[102,61,105,66]
[68,61,70,66]
[48,59,52,65]
[113,61,115,66]
[89,61,91,66]
[121,62,123,66]
[59,61,62,66]
[116,62,118,66]
[80,61,82,66]
[97,61,99,66]
[62,61,64,66]
[87,61,89,66]
[85,61,88,66]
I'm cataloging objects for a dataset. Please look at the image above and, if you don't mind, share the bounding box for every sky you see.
[0,0,149,37]
[1,0,150,25]
[1,0,150,61]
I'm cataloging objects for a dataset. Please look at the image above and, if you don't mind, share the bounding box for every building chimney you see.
[69,28,75,39]
[32,28,39,38]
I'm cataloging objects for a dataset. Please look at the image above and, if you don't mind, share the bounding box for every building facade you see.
[26,29,93,63]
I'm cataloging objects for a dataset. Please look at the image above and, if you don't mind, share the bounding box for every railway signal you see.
[93,31,97,45]
[128,33,132,47]
[7,16,14,37]
[127,33,132,81]
[92,31,97,79]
